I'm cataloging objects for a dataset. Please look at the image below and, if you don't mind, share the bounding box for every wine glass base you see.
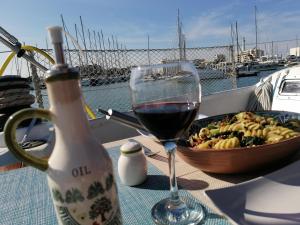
[151,195,205,225]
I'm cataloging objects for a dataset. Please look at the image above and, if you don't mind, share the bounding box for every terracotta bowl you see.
[177,111,300,174]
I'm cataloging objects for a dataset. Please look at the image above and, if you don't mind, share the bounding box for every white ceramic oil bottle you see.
[4,26,122,225]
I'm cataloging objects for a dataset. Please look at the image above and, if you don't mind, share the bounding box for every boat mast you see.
[296,35,299,56]
[230,23,235,64]
[87,29,94,65]
[95,31,103,67]
[100,30,108,69]
[79,16,88,64]
[264,43,267,56]
[60,14,73,66]
[255,5,258,58]
[271,41,274,59]
[183,34,186,60]
[107,36,113,67]
[114,36,121,68]
[235,21,239,62]
[177,8,183,60]
[111,35,118,67]
[93,30,101,66]
[147,34,150,65]
[74,24,83,65]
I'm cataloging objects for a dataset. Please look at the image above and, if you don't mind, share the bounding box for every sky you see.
[0,0,300,51]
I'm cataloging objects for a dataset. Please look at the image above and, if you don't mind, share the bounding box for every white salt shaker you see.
[118,141,147,186]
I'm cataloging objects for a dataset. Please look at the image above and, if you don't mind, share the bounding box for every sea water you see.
[37,70,274,116]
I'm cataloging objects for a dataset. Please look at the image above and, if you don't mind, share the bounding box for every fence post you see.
[29,51,44,108]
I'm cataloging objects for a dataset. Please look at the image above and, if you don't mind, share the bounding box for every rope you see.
[246,76,273,111]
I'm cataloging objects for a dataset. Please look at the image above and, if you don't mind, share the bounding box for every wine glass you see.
[130,61,204,224]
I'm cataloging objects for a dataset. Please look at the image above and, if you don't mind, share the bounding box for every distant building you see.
[290,47,300,57]
[239,48,264,62]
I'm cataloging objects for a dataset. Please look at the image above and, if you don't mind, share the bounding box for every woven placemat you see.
[0,146,230,225]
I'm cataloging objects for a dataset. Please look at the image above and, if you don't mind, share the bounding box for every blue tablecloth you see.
[0,146,229,225]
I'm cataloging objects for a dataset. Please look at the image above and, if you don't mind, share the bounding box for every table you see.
[0,135,295,224]
[105,135,299,224]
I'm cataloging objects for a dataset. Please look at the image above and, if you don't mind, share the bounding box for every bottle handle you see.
[4,108,52,171]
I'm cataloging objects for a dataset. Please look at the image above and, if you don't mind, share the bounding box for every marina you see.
[31,70,274,115]
[1,1,300,225]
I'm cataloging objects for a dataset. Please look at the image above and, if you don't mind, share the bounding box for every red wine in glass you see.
[130,62,204,224]
[133,102,199,141]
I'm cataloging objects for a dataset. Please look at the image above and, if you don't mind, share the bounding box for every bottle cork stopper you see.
[47,26,63,44]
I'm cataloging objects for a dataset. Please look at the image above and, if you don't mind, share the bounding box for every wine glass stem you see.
[164,142,180,204]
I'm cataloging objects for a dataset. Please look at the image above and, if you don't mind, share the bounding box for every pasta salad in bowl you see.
[177,111,300,174]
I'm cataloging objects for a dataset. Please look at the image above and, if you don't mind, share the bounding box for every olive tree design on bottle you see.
[52,188,85,203]
[88,174,114,222]
[89,197,112,222]
[65,188,85,203]
[51,173,120,225]
[52,189,65,203]
[87,181,105,199]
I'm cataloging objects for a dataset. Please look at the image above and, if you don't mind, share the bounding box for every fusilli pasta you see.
[189,112,300,150]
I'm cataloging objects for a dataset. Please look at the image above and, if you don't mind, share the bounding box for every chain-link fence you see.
[25,45,237,116]
[1,24,296,118]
